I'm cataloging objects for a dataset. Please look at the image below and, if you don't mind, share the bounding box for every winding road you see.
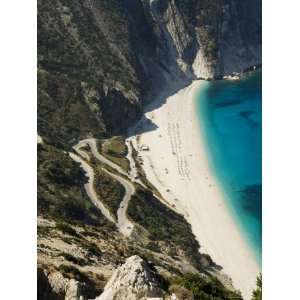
[75,139,127,176]
[70,139,135,237]
[69,152,115,223]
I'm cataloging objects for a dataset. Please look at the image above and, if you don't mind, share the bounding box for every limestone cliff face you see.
[144,0,261,79]
[216,0,262,75]
[120,0,261,100]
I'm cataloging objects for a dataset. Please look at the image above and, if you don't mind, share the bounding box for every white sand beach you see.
[127,80,260,299]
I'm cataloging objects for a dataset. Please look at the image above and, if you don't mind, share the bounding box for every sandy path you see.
[126,81,260,299]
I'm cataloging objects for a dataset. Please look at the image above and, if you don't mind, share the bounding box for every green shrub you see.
[252,274,262,300]
[94,166,125,218]
[56,222,79,237]
[61,252,86,266]
[145,241,161,253]
[85,241,102,258]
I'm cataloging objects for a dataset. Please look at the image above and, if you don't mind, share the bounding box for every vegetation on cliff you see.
[252,274,262,300]
[128,187,211,271]
[93,164,125,219]
[38,0,141,144]
[100,137,130,172]
[170,273,242,300]
[38,142,113,228]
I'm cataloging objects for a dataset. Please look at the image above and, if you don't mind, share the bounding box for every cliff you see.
[38,0,261,145]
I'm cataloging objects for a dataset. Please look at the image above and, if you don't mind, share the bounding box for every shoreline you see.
[192,81,261,263]
[195,73,262,265]
[127,80,260,299]
[197,64,262,81]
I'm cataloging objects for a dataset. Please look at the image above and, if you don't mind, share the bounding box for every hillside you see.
[38,0,261,145]
[37,0,261,299]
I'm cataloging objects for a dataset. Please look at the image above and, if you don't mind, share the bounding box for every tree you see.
[252,274,262,300]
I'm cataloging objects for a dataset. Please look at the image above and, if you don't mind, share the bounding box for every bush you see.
[85,241,102,258]
[56,222,79,237]
[61,252,86,266]
[145,241,161,253]
[252,274,262,300]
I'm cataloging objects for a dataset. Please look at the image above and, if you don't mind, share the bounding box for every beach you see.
[127,80,260,299]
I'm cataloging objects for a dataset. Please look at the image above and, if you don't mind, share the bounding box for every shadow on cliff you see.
[126,77,193,138]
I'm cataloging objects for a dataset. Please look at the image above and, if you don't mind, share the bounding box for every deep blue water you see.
[196,71,262,265]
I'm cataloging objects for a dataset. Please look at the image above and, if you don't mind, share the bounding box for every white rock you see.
[47,271,83,300]
[65,279,81,300]
[96,255,164,300]
[48,271,69,295]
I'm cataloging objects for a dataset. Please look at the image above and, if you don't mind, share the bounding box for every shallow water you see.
[196,71,262,265]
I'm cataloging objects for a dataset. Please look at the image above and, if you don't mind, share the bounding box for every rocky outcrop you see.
[96,255,165,300]
[37,268,64,300]
[37,269,84,300]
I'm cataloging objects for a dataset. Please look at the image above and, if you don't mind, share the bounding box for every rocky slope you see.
[38,0,261,299]
[38,139,242,299]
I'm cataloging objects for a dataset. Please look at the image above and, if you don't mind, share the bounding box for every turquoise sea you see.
[195,71,262,265]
